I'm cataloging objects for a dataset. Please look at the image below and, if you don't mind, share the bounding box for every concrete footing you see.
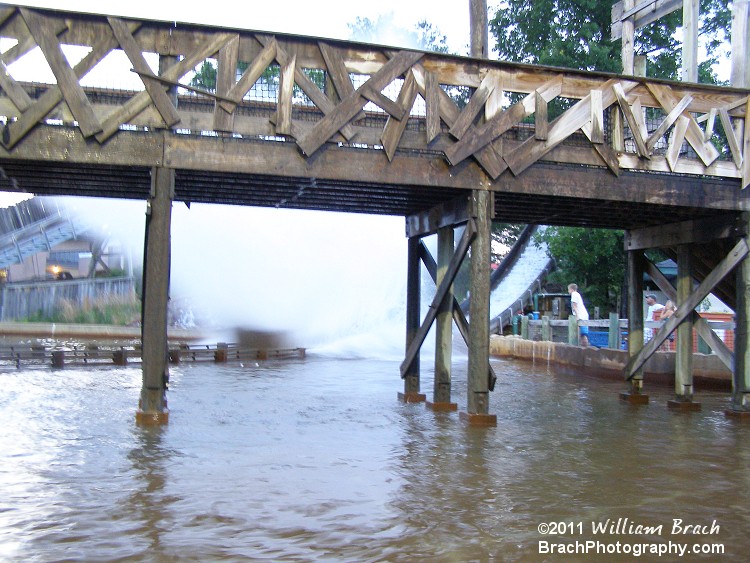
[398,392,426,403]
[426,401,458,412]
[135,409,169,425]
[620,392,650,404]
[459,412,497,426]
[668,399,702,411]
[725,409,750,420]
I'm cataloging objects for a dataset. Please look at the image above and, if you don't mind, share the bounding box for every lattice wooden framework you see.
[0,4,747,190]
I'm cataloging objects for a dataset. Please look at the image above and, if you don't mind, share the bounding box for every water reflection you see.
[0,357,748,560]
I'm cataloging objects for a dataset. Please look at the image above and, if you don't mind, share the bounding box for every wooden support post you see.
[400,235,425,403]
[428,225,457,411]
[541,315,551,341]
[729,213,750,418]
[621,0,635,75]
[469,0,488,59]
[113,348,128,366]
[731,0,750,88]
[670,245,700,410]
[521,315,529,340]
[461,189,496,426]
[51,349,64,369]
[608,312,620,349]
[622,247,648,403]
[681,0,699,83]
[215,342,228,363]
[568,315,579,345]
[137,164,172,425]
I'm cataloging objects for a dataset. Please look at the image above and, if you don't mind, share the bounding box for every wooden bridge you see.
[0,3,748,423]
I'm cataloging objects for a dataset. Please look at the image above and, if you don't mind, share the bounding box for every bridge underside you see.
[0,133,743,231]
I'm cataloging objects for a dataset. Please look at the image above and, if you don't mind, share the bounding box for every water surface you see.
[1,354,748,561]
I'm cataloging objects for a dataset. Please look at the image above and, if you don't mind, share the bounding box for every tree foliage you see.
[535,227,625,313]
[489,0,730,82]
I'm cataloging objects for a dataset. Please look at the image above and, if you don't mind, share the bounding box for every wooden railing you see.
[0,4,747,187]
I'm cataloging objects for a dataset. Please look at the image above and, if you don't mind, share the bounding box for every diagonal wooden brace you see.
[418,240,497,391]
[626,239,749,379]
[401,219,476,378]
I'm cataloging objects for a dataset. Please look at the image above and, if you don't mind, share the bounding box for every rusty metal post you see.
[137,165,172,425]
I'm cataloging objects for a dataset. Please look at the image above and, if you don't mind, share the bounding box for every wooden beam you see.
[275,54,296,135]
[108,17,181,128]
[298,50,423,156]
[424,70,441,143]
[681,0,699,83]
[626,238,749,379]
[449,69,500,139]
[730,0,750,88]
[613,83,649,158]
[20,8,102,138]
[218,38,277,114]
[645,94,692,152]
[612,0,683,39]
[382,72,418,161]
[419,241,497,390]
[405,195,472,238]
[213,34,240,132]
[401,219,475,377]
[625,215,745,250]
[644,258,733,371]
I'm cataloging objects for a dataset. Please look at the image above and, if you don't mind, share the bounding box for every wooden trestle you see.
[0,4,748,423]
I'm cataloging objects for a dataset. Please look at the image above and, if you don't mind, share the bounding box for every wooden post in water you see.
[400,235,425,403]
[728,213,750,418]
[429,225,457,411]
[670,245,700,410]
[608,313,620,350]
[622,247,648,403]
[137,164,172,425]
[461,188,496,426]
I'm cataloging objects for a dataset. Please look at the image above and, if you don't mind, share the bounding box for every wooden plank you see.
[361,84,406,120]
[444,75,562,165]
[718,108,744,170]
[589,88,603,144]
[646,82,720,167]
[626,238,749,379]
[666,115,689,171]
[218,38,276,114]
[108,17,180,128]
[505,79,636,175]
[701,107,717,142]
[401,219,475,378]
[20,8,101,138]
[410,62,506,178]
[259,35,356,141]
[645,94,692,152]
[534,91,548,141]
[626,215,744,250]
[297,50,423,156]
[681,0,699,82]
[581,121,619,174]
[96,32,236,142]
[418,240,496,389]
[613,83,649,157]
[275,54,296,135]
[3,21,139,149]
[425,70,441,143]
[449,69,500,138]
[0,59,32,111]
[612,0,683,39]
[643,259,733,372]
[744,97,750,188]
[213,34,240,132]
[318,42,366,122]
[382,72,418,161]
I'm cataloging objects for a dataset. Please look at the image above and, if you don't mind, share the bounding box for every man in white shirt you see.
[568,283,589,346]
[645,294,664,342]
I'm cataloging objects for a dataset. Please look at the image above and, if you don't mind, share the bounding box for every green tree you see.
[489,0,730,82]
[535,227,625,313]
